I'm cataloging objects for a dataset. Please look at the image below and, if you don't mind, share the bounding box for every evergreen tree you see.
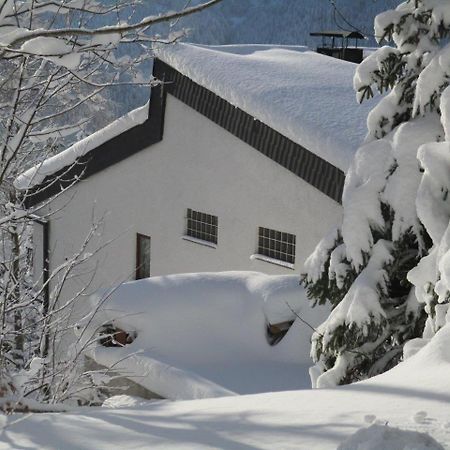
[302,0,450,388]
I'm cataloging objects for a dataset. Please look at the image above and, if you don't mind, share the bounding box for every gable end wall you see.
[155,60,345,203]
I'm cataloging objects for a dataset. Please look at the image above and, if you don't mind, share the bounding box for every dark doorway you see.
[136,233,151,280]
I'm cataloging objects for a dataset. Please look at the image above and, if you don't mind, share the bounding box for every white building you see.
[16,44,373,303]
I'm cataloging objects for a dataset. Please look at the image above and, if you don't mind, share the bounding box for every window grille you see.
[258,227,296,264]
[186,209,218,245]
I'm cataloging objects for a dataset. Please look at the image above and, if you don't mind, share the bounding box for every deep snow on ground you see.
[84,272,328,399]
[0,312,450,450]
[1,323,450,449]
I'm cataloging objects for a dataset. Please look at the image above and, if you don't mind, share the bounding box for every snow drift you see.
[4,322,450,449]
[82,271,329,400]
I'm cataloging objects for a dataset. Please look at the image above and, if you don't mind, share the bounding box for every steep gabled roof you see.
[155,44,375,171]
[16,44,374,206]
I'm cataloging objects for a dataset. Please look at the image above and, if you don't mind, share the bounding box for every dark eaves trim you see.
[24,58,345,207]
[23,60,167,208]
[159,60,345,203]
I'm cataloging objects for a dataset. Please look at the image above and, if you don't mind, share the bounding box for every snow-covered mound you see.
[84,272,328,400]
[363,321,450,394]
[155,43,377,172]
[337,424,445,450]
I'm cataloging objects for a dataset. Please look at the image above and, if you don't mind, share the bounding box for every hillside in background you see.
[150,0,399,47]
[103,0,400,123]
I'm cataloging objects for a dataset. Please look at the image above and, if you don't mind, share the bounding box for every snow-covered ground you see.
[82,272,329,399]
[1,323,449,449]
[2,274,450,449]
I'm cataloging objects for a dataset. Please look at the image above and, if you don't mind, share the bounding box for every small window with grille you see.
[185,208,218,245]
[257,227,296,265]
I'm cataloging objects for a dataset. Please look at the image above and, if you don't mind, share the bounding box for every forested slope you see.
[91,1,401,139]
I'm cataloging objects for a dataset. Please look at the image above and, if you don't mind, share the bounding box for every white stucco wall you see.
[39,94,342,299]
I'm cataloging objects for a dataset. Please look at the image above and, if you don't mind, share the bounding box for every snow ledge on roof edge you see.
[14,102,149,191]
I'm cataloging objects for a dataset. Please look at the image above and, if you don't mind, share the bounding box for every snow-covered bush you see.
[303,0,450,387]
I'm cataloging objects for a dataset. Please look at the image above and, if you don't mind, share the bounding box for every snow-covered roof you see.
[16,43,375,192]
[15,102,149,191]
[155,43,376,172]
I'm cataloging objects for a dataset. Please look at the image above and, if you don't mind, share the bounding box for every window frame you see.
[254,226,296,268]
[184,208,218,246]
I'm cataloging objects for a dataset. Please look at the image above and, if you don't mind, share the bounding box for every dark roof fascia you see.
[23,60,167,208]
[310,31,365,40]
[24,57,345,207]
[157,60,345,203]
